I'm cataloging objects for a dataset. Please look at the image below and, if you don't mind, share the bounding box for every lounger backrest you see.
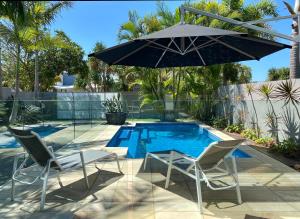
[196,139,244,168]
[8,127,61,170]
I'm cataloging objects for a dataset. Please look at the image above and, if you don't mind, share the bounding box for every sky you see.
[50,0,295,82]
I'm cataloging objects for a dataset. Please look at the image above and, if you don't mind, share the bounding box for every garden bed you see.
[224,131,300,171]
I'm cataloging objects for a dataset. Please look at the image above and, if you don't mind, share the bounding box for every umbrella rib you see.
[188,37,206,65]
[171,38,183,54]
[145,39,181,54]
[184,36,199,53]
[155,39,174,68]
[112,39,157,64]
[207,36,257,60]
[185,36,223,54]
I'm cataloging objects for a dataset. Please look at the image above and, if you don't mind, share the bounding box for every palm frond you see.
[274,80,300,106]
[283,1,296,15]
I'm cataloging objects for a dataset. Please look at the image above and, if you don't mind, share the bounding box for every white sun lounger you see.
[144,139,244,213]
[9,127,122,210]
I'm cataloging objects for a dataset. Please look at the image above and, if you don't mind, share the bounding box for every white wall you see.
[218,79,300,141]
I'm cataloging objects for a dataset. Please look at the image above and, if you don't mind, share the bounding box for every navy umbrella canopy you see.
[89,24,290,68]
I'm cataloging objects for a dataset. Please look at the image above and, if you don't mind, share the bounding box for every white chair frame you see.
[10,131,122,211]
[144,140,243,214]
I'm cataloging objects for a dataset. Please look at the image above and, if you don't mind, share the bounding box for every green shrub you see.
[273,138,299,157]
[254,137,275,147]
[212,117,227,129]
[190,101,216,124]
[225,124,244,133]
[241,129,258,141]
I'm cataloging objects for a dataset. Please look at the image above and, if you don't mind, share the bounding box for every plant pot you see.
[105,112,127,125]
[161,110,176,122]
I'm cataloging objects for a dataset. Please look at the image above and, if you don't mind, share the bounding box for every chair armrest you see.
[55,151,81,160]
[12,152,29,175]
[14,152,26,159]
[171,150,196,162]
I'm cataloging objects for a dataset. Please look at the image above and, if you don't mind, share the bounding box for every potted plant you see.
[103,95,127,125]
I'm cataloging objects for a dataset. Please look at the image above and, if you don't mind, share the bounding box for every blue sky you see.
[51,0,295,82]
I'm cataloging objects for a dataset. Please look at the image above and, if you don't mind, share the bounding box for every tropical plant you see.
[26,1,72,98]
[273,138,300,157]
[112,66,137,92]
[118,10,146,42]
[283,0,300,78]
[212,117,227,129]
[0,1,29,123]
[76,42,115,92]
[258,83,279,142]
[103,95,125,113]
[265,109,279,143]
[38,31,88,91]
[225,123,244,133]
[254,137,275,147]
[245,84,260,137]
[267,67,289,81]
[274,80,300,120]
[132,68,167,118]
[241,128,258,141]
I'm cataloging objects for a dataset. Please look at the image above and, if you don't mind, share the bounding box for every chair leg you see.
[57,173,63,188]
[40,168,50,210]
[80,152,90,189]
[114,153,122,173]
[11,155,19,202]
[165,152,174,189]
[232,156,242,204]
[82,162,90,189]
[195,165,203,214]
[11,177,15,201]
[143,153,149,170]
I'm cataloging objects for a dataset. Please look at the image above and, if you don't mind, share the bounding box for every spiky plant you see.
[274,80,300,120]
[246,84,260,137]
[258,83,279,142]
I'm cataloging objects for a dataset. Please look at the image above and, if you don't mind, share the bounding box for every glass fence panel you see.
[1,95,299,186]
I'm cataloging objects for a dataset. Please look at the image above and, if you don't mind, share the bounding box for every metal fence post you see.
[72,92,75,139]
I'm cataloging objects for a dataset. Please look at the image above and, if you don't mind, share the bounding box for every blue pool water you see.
[107,123,251,159]
[0,125,65,148]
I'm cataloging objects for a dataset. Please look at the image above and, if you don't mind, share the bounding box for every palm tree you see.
[284,0,300,78]
[118,10,145,42]
[267,67,290,81]
[27,1,71,99]
[0,1,28,123]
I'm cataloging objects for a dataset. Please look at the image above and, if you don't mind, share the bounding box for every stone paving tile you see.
[2,125,300,219]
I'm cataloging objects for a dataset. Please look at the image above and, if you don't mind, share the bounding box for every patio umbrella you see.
[88,24,290,68]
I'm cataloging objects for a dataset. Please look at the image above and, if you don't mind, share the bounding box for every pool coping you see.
[124,121,235,141]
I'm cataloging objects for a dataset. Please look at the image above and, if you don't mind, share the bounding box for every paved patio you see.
[0,124,300,219]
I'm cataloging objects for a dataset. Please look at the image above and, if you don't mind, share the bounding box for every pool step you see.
[119,129,131,139]
[140,129,149,140]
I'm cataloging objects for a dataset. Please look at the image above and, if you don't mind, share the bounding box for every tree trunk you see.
[290,39,300,78]
[290,17,300,79]
[9,44,21,124]
[34,50,39,99]
[250,92,260,137]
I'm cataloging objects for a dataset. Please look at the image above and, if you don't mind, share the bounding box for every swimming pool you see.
[0,125,65,148]
[107,123,251,159]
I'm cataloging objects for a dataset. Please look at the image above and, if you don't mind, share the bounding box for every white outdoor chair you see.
[9,127,122,210]
[144,139,244,213]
